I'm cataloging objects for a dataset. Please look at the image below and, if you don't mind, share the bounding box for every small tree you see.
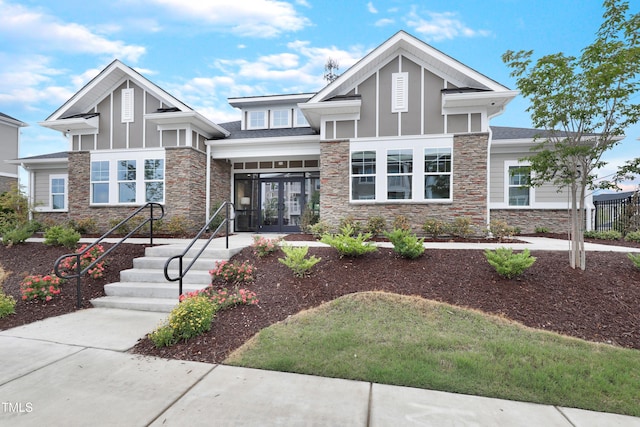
[502,0,640,269]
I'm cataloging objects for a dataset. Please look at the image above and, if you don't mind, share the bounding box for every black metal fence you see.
[593,192,640,233]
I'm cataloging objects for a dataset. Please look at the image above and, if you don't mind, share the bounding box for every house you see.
[0,112,27,193]
[16,31,582,235]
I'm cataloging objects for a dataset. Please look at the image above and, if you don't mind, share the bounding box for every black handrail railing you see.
[164,201,233,297]
[54,202,165,308]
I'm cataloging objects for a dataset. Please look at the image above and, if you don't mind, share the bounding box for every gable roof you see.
[0,112,28,127]
[40,59,228,138]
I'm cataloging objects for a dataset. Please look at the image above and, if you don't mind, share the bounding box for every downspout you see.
[486,126,492,234]
[205,144,211,225]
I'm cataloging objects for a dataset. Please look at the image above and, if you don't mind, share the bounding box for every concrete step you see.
[104,282,211,299]
[120,268,212,285]
[143,245,242,260]
[90,295,178,313]
[134,256,221,271]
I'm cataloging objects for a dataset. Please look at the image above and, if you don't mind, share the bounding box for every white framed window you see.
[392,72,408,113]
[424,148,452,200]
[121,88,134,123]
[387,149,413,200]
[350,137,453,203]
[91,160,110,204]
[351,151,376,200]
[271,109,291,128]
[247,111,267,129]
[90,150,165,205]
[295,108,309,127]
[506,162,532,206]
[50,175,67,211]
[144,159,164,202]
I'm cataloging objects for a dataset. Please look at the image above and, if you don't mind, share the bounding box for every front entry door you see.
[259,177,305,232]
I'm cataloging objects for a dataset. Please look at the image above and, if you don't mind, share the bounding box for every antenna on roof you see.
[323,58,340,83]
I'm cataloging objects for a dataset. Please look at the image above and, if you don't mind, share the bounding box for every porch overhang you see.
[145,111,229,138]
[39,115,99,134]
[442,90,518,118]
[298,99,361,130]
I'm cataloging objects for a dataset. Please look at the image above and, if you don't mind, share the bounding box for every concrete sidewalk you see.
[1,309,639,426]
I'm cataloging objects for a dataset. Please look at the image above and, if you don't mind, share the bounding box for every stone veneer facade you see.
[0,176,17,194]
[319,133,489,234]
[491,209,571,234]
[36,148,231,233]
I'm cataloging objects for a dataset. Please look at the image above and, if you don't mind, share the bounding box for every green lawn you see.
[225,292,640,417]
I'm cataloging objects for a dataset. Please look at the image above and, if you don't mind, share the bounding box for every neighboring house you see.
[15,31,584,234]
[0,112,27,193]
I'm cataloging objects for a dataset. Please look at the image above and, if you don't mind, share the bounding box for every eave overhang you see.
[145,111,230,138]
[298,99,362,130]
[442,90,519,118]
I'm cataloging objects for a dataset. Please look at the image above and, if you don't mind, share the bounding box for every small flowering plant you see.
[180,286,259,309]
[20,273,63,302]
[59,244,107,279]
[251,236,281,257]
[209,260,254,285]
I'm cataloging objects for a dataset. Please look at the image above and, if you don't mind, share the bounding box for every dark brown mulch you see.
[131,245,640,364]
[2,238,639,366]
[0,243,146,330]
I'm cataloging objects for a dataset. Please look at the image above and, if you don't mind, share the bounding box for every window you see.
[271,110,290,128]
[247,111,266,129]
[50,176,66,210]
[117,160,136,203]
[387,149,413,199]
[91,161,109,204]
[295,108,309,127]
[144,159,164,202]
[508,165,531,206]
[351,151,376,200]
[424,148,452,200]
[392,72,408,113]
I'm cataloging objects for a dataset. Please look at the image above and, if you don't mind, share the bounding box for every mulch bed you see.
[1,237,639,366]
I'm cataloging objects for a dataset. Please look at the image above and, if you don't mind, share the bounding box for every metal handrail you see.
[54,202,165,308]
[164,201,233,297]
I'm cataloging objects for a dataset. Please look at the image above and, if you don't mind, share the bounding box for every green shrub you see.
[107,218,130,235]
[149,324,177,348]
[0,184,30,235]
[384,228,425,259]
[339,215,363,235]
[584,230,622,240]
[43,225,80,249]
[624,231,640,243]
[210,260,255,285]
[69,217,98,235]
[309,220,331,238]
[2,226,33,246]
[208,201,226,233]
[0,287,16,319]
[450,217,474,238]
[162,215,195,236]
[392,215,411,231]
[489,219,518,241]
[628,253,640,269]
[300,206,319,233]
[534,226,550,234]
[168,294,217,341]
[422,218,448,238]
[251,236,280,257]
[366,216,387,236]
[485,247,537,279]
[320,225,377,258]
[278,245,322,277]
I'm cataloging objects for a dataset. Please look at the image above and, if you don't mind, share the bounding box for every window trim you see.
[504,160,533,207]
[424,147,453,201]
[49,174,68,211]
[350,150,377,201]
[247,110,267,130]
[294,108,309,127]
[90,160,110,205]
[270,109,291,128]
[386,148,413,200]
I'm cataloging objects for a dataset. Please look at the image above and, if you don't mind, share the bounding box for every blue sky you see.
[1,0,638,190]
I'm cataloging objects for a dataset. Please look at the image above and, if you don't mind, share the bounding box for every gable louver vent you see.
[392,72,408,113]
[121,88,134,123]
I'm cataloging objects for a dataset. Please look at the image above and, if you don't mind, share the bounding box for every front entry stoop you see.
[90,243,244,312]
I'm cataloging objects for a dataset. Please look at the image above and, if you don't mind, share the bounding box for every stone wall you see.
[319,133,489,234]
[491,209,570,234]
[0,176,17,194]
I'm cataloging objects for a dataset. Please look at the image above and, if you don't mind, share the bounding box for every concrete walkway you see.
[1,308,639,426]
[2,234,639,425]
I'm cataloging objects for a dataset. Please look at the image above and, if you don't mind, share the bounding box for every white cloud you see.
[367,2,378,14]
[375,18,395,27]
[146,0,310,37]
[0,1,146,62]
[406,9,491,41]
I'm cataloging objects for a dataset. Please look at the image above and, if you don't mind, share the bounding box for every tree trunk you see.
[569,182,584,270]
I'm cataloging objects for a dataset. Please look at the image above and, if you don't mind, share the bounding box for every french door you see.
[259,177,305,232]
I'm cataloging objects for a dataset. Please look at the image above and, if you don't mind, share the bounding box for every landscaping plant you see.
[0,266,15,318]
[210,260,255,285]
[624,231,640,243]
[278,245,322,277]
[489,219,518,241]
[43,225,81,249]
[384,228,425,259]
[485,247,536,279]
[58,244,107,279]
[251,236,280,257]
[422,218,448,239]
[2,225,33,246]
[366,215,387,236]
[320,224,377,258]
[449,217,474,238]
[628,253,640,270]
[20,273,63,301]
[309,220,330,238]
[584,230,622,240]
